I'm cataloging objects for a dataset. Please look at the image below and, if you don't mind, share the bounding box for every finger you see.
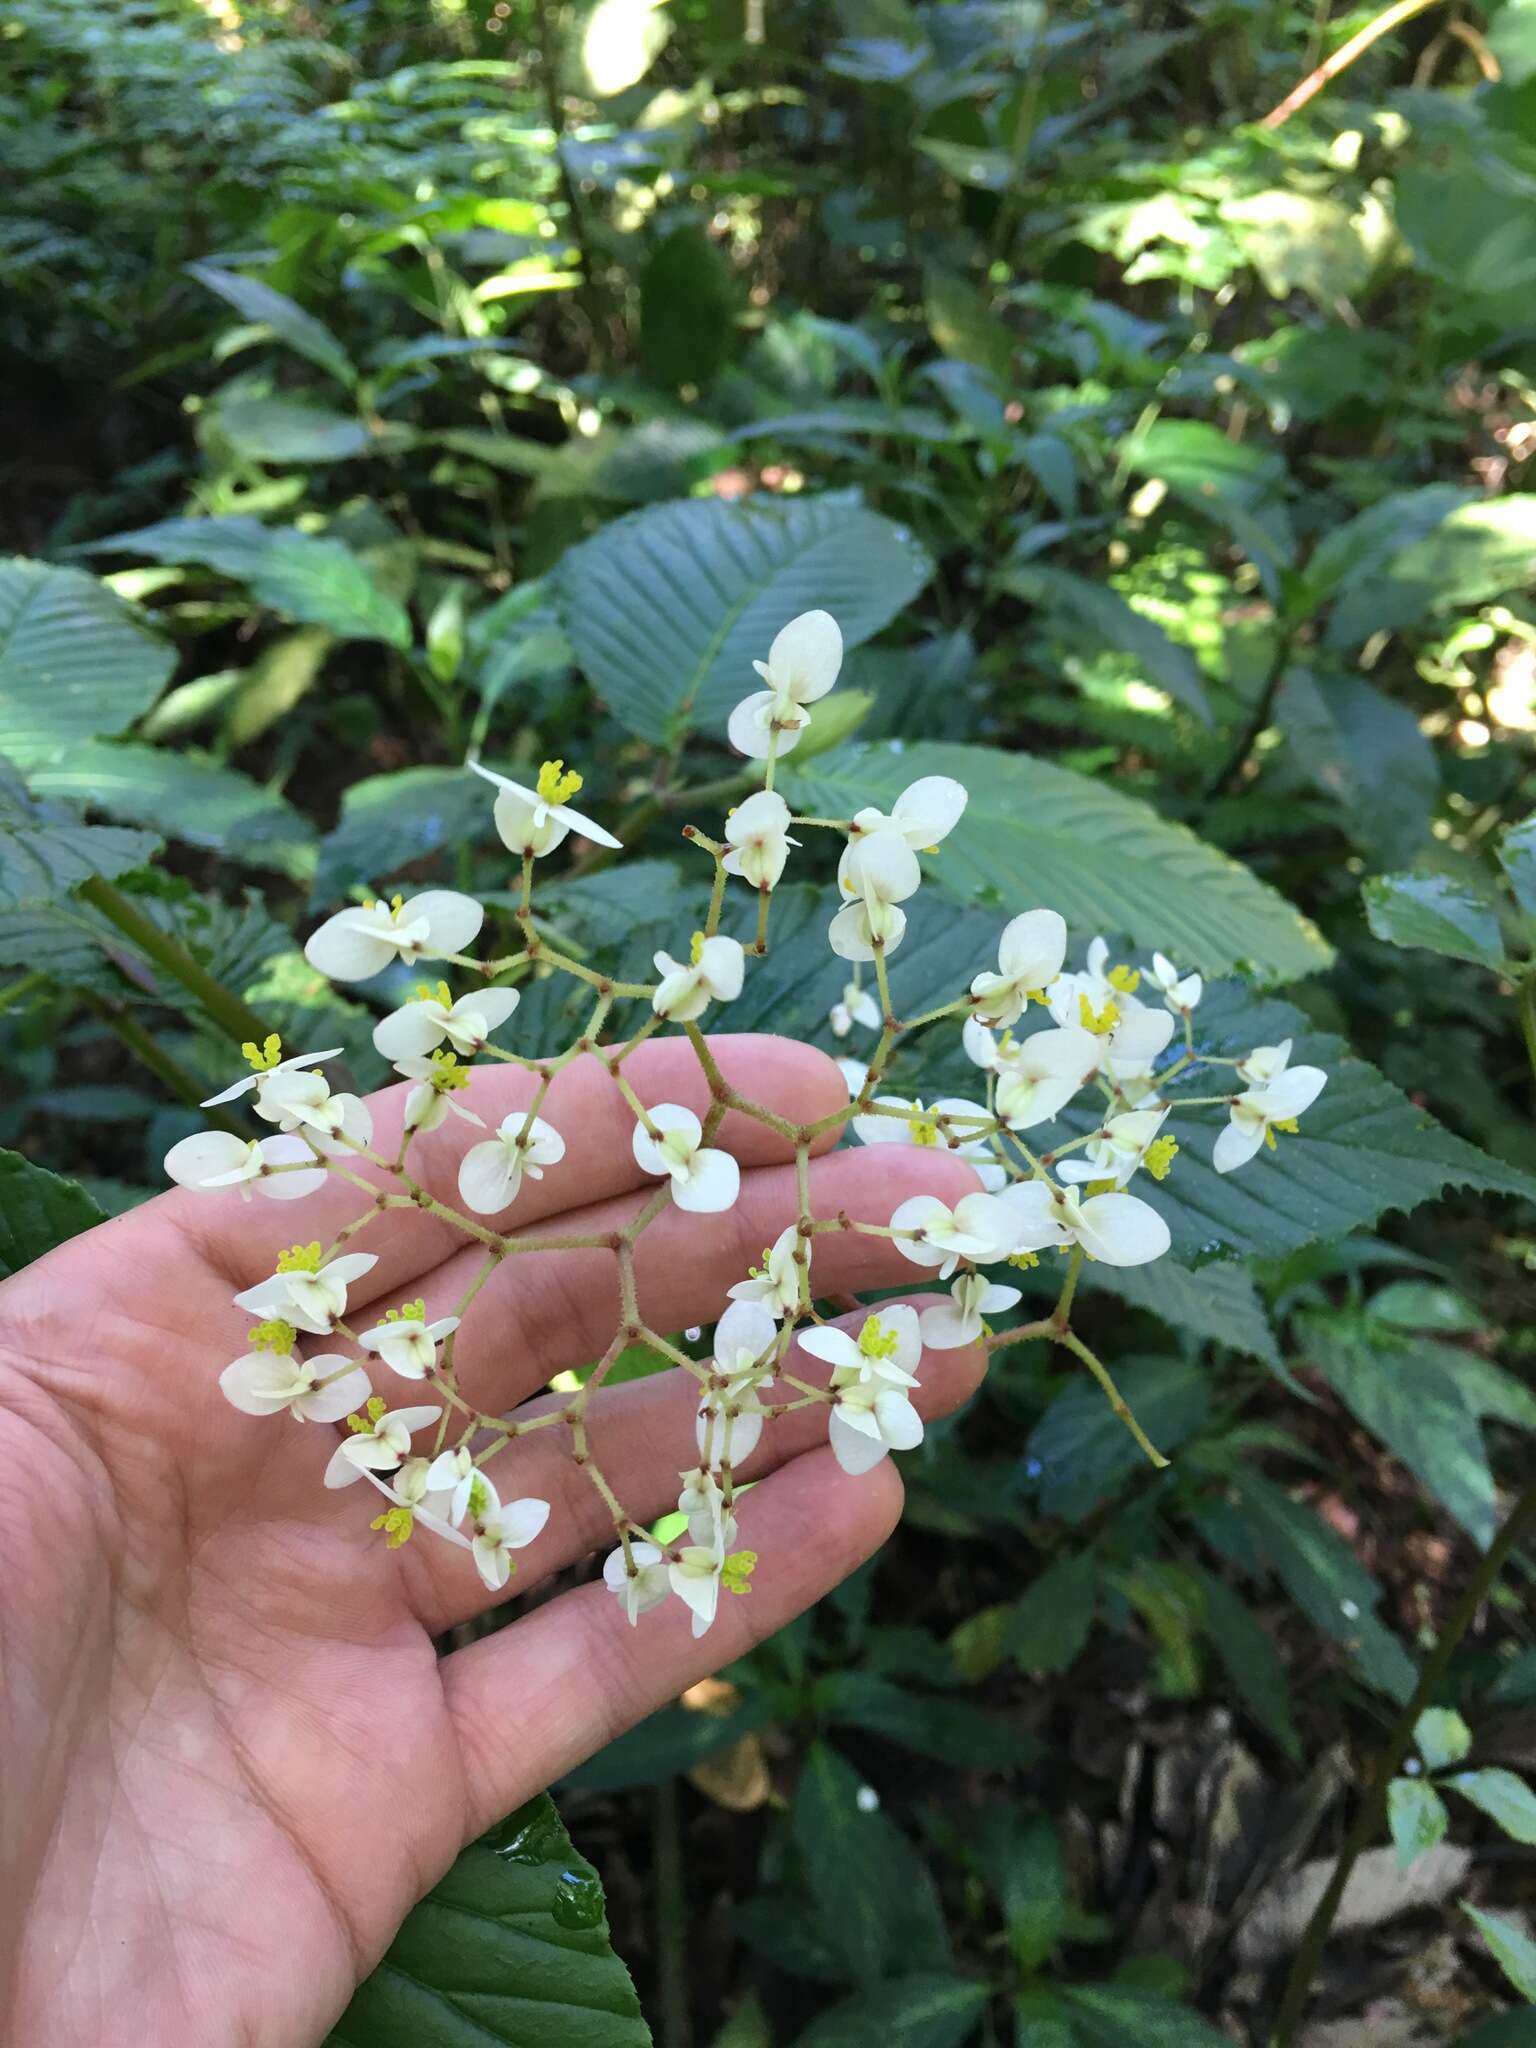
[442,1446,907,1838]
[375,1144,984,1409]
[160,1034,851,1293]
[400,1296,985,1634]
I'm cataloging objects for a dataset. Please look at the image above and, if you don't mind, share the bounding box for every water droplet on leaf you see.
[551,1869,605,1929]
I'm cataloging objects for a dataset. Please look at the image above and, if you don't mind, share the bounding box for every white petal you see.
[218,1352,303,1416]
[829,1406,890,1475]
[494,786,569,857]
[373,1001,448,1061]
[727,690,780,760]
[458,1138,519,1214]
[698,935,745,1001]
[918,1302,974,1350]
[1213,1118,1264,1174]
[466,986,521,1037]
[295,1360,372,1423]
[1074,1193,1170,1268]
[1257,1065,1328,1120]
[472,1534,511,1591]
[767,608,843,702]
[497,1497,551,1548]
[891,774,968,847]
[673,1147,740,1213]
[304,910,398,982]
[998,908,1068,984]
[797,1326,861,1372]
[828,900,877,962]
[405,890,483,960]
[996,1180,1073,1252]
[844,828,921,904]
[165,1130,258,1189]
[713,1299,778,1372]
[324,1440,366,1488]
[874,1388,924,1451]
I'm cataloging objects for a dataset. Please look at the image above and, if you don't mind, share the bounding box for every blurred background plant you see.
[5,0,1536,2041]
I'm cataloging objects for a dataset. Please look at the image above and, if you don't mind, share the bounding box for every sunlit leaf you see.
[0,558,175,769]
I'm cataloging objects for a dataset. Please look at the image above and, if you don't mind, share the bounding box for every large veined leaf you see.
[1119,418,1295,597]
[997,564,1213,725]
[211,396,378,465]
[1101,982,1536,1263]
[1277,669,1438,869]
[324,1794,650,2048]
[186,261,356,387]
[312,766,492,903]
[1085,1258,1279,1366]
[794,1975,989,2048]
[30,742,314,873]
[84,519,410,647]
[0,757,161,911]
[1326,495,1536,652]
[0,1148,107,1279]
[554,492,933,743]
[0,558,176,769]
[1363,869,1508,970]
[782,741,1332,983]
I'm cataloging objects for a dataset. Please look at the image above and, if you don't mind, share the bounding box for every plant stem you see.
[654,1777,691,2048]
[78,876,272,1047]
[1260,0,1443,128]
[81,992,242,1128]
[1205,631,1292,802]
[1270,1477,1536,2046]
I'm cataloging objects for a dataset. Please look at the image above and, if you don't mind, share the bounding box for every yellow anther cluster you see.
[1107,964,1141,995]
[689,929,707,966]
[370,1508,415,1549]
[906,1108,940,1146]
[1078,993,1120,1036]
[536,758,583,805]
[1008,1249,1041,1270]
[721,1550,757,1595]
[347,1395,389,1434]
[248,1318,297,1355]
[857,1315,900,1361]
[276,1241,324,1274]
[414,979,453,1007]
[241,1033,284,1073]
[1145,1137,1179,1181]
[1084,1177,1118,1197]
[384,1299,427,1323]
[429,1049,472,1091]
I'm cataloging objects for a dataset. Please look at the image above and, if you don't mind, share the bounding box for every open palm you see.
[0,1033,984,2048]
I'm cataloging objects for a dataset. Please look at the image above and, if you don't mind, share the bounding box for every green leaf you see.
[1122,982,1536,1263]
[186,261,355,387]
[1002,1550,1099,1674]
[1188,1564,1301,1760]
[1303,1313,1500,1547]
[923,264,1013,382]
[1278,670,1438,868]
[323,1794,649,2048]
[1387,1776,1450,1868]
[0,558,175,769]
[792,1745,951,1988]
[639,225,739,389]
[0,1147,108,1279]
[998,565,1212,725]
[1225,1469,1415,1701]
[211,396,376,464]
[972,1809,1067,1973]
[1415,1707,1473,1770]
[555,493,933,744]
[225,628,337,745]
[782,741,1332,984]
[85,519,410,647]
[29,741,313,874]
[0,757,161,911]
[1061,1985,1233,2046]
[1120,418,1294,597]
[1462,1904,1536,2002]
[1497,813,1536,919]
[1363,871,1507,970]
[313,767,490,904]
[1369,1282,1484,1336]
[1326,496,1536,652]
[1448,1767,1536,1844]
[1016,435,1079,519]
[1085,1259,1278,1367]
[819,1673,1039,1770]
[794,1975,989,2048]
[1026,1356,1211,1521]
[1304,485,1475,606]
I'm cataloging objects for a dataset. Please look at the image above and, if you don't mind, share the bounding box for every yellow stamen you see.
[1084,1177,1117,1197]
[247,1318,297,1354]
[689,930,706,967]
[428,1049,471,1092]
[370,1508,415,1549]
[276,1241,324,1274]
[384,1299,427,1323]
[906,1107,940,1147]
[1273,1116,1299,1134]
[241,1033,284,1073]
[1079,994,1120,1036]
[1008,1250,1040,1270]
[857,1315,900,1361]
[536,758,583,806]
[414,979,453,1007]
[347,1395,389,1435]
[1144,1137,1179,1181]
[1107,964,1141,995]
[722,1550,757,1595]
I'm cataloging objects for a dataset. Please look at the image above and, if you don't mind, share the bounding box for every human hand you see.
[0,1034,985,2048]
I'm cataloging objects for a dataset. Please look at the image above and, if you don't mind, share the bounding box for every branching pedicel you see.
[164,609,1329,1636]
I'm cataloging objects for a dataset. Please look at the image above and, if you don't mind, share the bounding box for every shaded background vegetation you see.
[4,0,1536,2042]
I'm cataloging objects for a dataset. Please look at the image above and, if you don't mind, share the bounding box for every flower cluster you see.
[165,609,1328,1637]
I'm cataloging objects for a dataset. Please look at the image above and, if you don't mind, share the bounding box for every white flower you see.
[889,1191,1020,1279]
[988,1026,1100,1130]
[727,1225,804,1318]
[668,1546,725,1637]
[1236,1038,1295,1087]
[853,1094,1004,1188]
[999,1178,1170,1268]
[919,1273,1021,1350]
[696,1386,766,1470]
[234,1249,379,1336]
[391,1053,487,1139]
[423,1445,479,1526]
[324,1400,441,1487]
[1214,1063,1327,1173]
[970,910,1068,1028]
[830,979,880,1038]
[252,1064,375,1154]
[847,775,968,852]
[1043,978,1174,1085]
[468,1473,551,1591]
[678,1467,738,1551]
[722,790,798,890]
[201,1040,342,1109]
[468,754,621,856]
[163,1129,327,1201]
[357,1307,460,1379]
[1148,951,1202,1015]
[828,1378,924,1477]
[711,1299,780,1391]
[305,888,484,983]
[632,1103,740,1213]
[800,1305,922,1389]
[219,1349,370,1422]
[1058,1108,1172,1190]
[652,933,745,1022]
[458,1112,566,1213]
[373,981,521,1062]
[604,1539,672,1624]
[727,608,842,760]
[836,1056,870,1097]
[828,828,921,961]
